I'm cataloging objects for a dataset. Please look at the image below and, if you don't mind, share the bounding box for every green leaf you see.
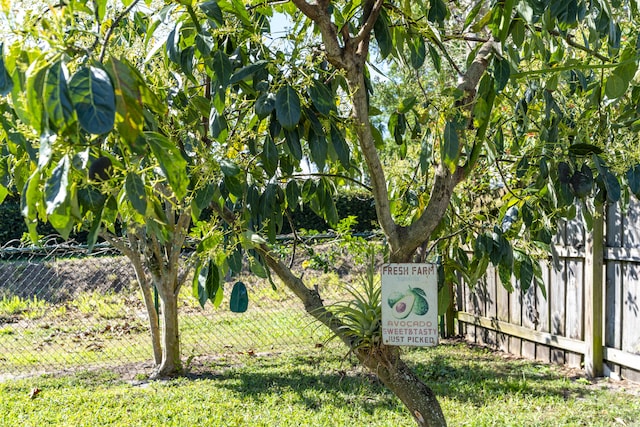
[371,124,384,149]
[220,159,240,177]
[498,263,514,292]
[125,173,147,215]
[275,85,301,130]
[427,0,448,25]
[284,128,302,161]
[200,0,224,25]
[437,284,451,316]
[428,44,441,72]
[388,111,406,145]
[224,174,244,198]
[261,135,279,177]
[373,9,392,58]
[25,58,48,133]
[194,183,216,214]
[308,126,327,171]
[593,156,620,203]
[308,82,334,116]
[605,74,627,99]
[93,0,107,21]
[442,121,459,171]
[408,36,426,69]
[285,180,300,207]
[494,57,510,92]
[196,29,214,57]
[626,165,640,198]
[229,60,268,85]
[86,206,103,253]
[43,61,73,131]
[511,17,525,47]
[145,131,188,199]
[557,161,571,183]
[568,143,604,156]
[0,43,13,96]
[209,110,228,141]
[255,92,275,119]
[230,281,248,313]
[212,50,232,87]
[330,124,350,169]
[44,156,70,216]
[105,58,144,144]
[193,261,209,309]
[205,260,220,305]
[0,185,8,205]
[398,96,417,114]
[166,23,181,64]
[519,255,534,293]
[249,253,268,278]
[228,246,243,275]
[599,170,621,203]
[78,187,106,213]
[69,66,116,135]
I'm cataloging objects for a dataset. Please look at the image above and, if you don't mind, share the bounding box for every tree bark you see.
[357,345,447,427]
[153,280,182,378]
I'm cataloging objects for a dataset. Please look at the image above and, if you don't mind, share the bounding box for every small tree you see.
[0,1,230,378]
[2,0,640,425]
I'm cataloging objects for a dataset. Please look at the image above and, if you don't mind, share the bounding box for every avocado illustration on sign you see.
[387,287,429,318]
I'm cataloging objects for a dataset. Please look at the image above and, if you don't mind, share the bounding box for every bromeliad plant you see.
[323,247,382,351]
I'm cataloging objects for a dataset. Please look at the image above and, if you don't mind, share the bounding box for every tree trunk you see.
[258,246,447,426]
[102,232,163,365]
[139,279,162,365]
[152,281,182,378]
[358,345,447,427]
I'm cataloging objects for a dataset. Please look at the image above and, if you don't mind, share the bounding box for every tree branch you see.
[284,173,372,192]
[456,38,497,100]
[98,0,142,62]
[352,0,384,47]
[538,27,610,63]
[291,0,347,68]
[346,66,401,251]
[395,39,498,261]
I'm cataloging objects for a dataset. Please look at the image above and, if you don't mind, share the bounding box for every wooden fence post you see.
[584,203,604,377]
[445,280,455,337]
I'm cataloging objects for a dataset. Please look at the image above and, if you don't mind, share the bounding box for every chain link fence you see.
[0,237,352,379]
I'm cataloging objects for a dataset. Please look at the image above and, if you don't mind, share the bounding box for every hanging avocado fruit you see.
[387,287,429,319]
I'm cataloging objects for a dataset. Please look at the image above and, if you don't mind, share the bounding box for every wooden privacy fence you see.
[455,200,640,381]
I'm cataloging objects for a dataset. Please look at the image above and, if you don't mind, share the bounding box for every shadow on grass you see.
[183,352,405,414]
[169,342,586,412]
[404,344,588,406]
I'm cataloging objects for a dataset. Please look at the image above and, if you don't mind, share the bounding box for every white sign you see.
[381,263,438,347]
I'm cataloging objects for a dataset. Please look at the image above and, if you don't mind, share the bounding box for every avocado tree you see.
[0,0,229,378]
[2,0,640,425]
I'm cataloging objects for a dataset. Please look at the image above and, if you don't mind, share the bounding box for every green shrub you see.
[282,191,378,234]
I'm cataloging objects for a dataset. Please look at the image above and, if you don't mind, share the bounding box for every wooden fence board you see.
[485,267,497,347]
[550,256,566,364]
[496,267,509,351]
[509,278,522,356]
[536,260,551,363]
[622,263,640,356]
[565,259,584,367]
[521,282,537,359]
[455,198,640,379]
[623,199,640,248]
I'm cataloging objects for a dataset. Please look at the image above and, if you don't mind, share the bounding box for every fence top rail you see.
[0,238,117,259]
[0,231,385,262]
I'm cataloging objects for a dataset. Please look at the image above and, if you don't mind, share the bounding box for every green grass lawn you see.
[1,341,638,427]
